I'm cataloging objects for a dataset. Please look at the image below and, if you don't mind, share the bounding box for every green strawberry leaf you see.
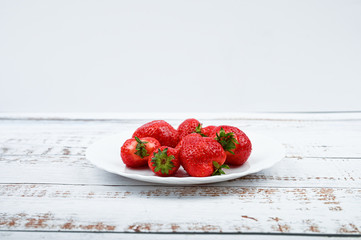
[134,136,149,158]
[212,161,230,176]
[214,127,239,154]
[151,148,175,175]
[192,123,207,137]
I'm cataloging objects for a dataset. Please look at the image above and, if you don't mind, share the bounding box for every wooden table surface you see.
[0,112,360,239]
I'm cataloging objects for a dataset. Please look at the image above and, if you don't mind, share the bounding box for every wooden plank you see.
[0,184,360,234]
[0,231,356,240]
[0,156,360,188]
[0,114,360,237]
[0,118,360,187]
[1,112,361,121]
[0,119,361,158]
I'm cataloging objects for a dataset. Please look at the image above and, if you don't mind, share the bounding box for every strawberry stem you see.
[193,123,207,137]
[212,161,230,175]
[151,148,175,175]
[134,136,149,158]
[214,127,239,154]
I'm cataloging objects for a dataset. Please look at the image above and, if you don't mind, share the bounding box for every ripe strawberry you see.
[133,120,178,148]
[177,118,206,140]
[175,132,203,152]
[121,137,160,168]
[179,136,228,177]
[201,125,217,137]
[211,126,252,166]
[149,147,180,176]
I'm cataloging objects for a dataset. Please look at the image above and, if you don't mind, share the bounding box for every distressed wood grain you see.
[1,112,361,121]
[0,184,360,234]
[0,232,357,240]
[0,156,360,188]
[0,113,360,237]
[0,119,361,158]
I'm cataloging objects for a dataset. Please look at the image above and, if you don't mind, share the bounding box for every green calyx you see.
[192,123,207,137]
[151,148,175,175]
[214,127,239,155]
[134,136,149,158]
[212,161,230,176]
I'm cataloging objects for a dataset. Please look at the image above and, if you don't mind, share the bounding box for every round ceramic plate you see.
[87,131,285,185]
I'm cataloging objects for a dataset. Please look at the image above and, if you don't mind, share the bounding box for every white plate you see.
[86,131,285,185]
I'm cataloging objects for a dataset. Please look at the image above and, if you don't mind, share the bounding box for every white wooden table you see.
[0,113,360,239]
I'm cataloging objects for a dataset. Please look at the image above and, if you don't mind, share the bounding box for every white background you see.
[0,0,360,113]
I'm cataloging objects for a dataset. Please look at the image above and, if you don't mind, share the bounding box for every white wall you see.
[1,0,360,113]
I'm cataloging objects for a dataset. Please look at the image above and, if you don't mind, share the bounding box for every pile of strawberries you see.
[120,118,252,177]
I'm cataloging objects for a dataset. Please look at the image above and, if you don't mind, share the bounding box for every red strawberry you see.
[133,120,178,148]
[121,137,160,168]
[211,126,252,166]
[201,125,216,137]
[177,118,205,140]
[179,136,228,177]
[175,132,203,152]
[149,146,180,177]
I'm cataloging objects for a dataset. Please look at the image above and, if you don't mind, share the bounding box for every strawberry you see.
[121,137,160,168]
[179,136,227,177]
[177,118,217,139]
[149,146,180,176]
[177,118,206,140]
[201,125,217,137]
[211,126,252,166]
[175,132,203,152]
[133,120,179,148]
